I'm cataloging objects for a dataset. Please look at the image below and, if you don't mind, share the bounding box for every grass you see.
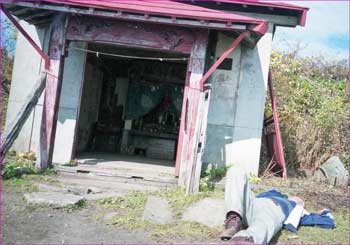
[3,170,348,244]
[2,172,59,193]
[94,188,224,243]
[2,175,43,192]
[261,176,349,244]
[273,208,350,244]
[93,177,349,244]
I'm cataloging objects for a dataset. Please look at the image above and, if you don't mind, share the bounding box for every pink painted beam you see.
[199,31,250,91]
[67,17,195,54]
[1,5,50,70]
[268,71,287,178]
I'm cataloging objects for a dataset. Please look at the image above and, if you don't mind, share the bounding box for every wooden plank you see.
[1,73,47,157]
[188,87,212,194]
[36,14,67,169]
[66,16,195,54]
[177,30,208,191]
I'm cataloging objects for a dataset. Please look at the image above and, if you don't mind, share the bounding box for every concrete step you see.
[55,164,177,186]
[55,171,177,194]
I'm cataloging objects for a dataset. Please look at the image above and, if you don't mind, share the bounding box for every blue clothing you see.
[256,189,335,231]
[300,210,336,229]
[256,190,296,218]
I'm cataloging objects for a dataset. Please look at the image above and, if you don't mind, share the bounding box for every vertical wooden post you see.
[36,14,67,169]
[268,71,287,178]
[177,30,208,191]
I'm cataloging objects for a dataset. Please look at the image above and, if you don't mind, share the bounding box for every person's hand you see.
[288,196,304,207]
[319,208,330,214]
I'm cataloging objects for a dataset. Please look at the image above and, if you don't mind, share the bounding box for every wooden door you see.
[175,30,208,193]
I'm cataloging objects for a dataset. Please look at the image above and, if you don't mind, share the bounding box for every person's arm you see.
[288,196,304,207]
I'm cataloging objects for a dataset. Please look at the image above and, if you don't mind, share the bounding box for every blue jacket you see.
[256,190,335,231]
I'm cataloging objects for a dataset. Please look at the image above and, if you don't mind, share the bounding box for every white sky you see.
[272,0,349,60]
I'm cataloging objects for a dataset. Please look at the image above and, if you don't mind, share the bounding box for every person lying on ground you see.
[221,165,335,244]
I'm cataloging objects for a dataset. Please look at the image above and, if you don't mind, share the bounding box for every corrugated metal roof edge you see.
[210,0,309,26]
[40,0,270,35]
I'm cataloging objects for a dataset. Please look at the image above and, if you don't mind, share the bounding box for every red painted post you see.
[176,30,250,181]
[36,14,67,169]
[268,71,287,178]
[199,31,250,91]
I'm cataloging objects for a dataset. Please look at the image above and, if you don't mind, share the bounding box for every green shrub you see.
[264,51,349,172]
[2,164,23,180]
[2,151,36,179]
[200,164,232,191]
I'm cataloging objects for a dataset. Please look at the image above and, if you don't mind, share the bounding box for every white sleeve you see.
[284,204,305,232]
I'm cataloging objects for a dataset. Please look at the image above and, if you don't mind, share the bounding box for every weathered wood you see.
[177,30,208,192]
[66,16,195,54]
[1,73,47,157]
[36,14,67,169]
[188,87,212,194]
[4,2,248,32]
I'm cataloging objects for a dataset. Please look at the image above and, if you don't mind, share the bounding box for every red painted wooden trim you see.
[300,10,307,27]
[199,31,249,91]
[66,17,195,54]
[175,61,192,177]
[1,5,50,70]
[176,30,208,184]
[268,71,287,178]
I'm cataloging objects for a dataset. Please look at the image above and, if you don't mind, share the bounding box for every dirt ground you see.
[1,185,153,244]
[1,174,349,244]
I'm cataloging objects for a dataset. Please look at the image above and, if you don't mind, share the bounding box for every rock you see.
[313,170,327,182]
[182,198,225,228]
[142,196,172,224]
[103,212,119,222]
[65,186,90,195]
[37,183,64,192]
[319,156,348,186]
[24,192,85,207]
[15,167,33,174]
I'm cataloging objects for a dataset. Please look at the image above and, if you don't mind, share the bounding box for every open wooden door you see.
[175,30,209,193]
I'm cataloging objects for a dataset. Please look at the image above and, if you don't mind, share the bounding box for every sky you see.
[272,0,350,61]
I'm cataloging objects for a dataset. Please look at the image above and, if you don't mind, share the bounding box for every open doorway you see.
[73,43,188,177]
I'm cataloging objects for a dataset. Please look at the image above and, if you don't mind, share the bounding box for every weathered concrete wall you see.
[203,25,274,175]
[5,22,50,153]
[228,25,274,175]
[203,33,242,167]
[52,42,87,164]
